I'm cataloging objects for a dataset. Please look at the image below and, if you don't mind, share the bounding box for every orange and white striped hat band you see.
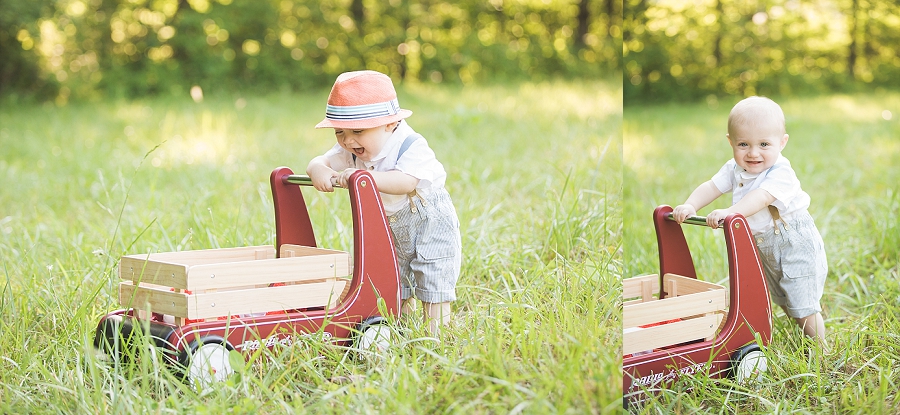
[325,99,401,122]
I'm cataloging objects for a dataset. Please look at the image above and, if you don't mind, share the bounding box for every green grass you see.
[0,80,621,413]
[624,93,900,413]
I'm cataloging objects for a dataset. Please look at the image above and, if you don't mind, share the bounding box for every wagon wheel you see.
[730,344,767,383]
[354,317,392,355]
[186,337,234,387]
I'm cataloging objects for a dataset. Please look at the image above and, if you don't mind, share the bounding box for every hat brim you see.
[315,109,412,129]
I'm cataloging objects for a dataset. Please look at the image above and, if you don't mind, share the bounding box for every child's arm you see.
[306,156,339,192]
[673,180,722,223]
[705,188,775,229]
[336,168,419,195]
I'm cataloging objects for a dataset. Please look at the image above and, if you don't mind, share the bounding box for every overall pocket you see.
[781,226,817,279]
[415,200,460,261]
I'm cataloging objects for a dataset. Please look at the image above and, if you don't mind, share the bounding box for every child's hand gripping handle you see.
[665,212,724,228]
[284,174,343,188]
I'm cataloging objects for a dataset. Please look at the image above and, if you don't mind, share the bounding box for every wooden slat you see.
[119,281,188,316]
[119,279,347,320]
[120,256,189,289]
[280,244,346,258]
[186,279,347,319]
[623,274,659,300]
[662,273,723,296]
[623,289,726,328]
[185,252,350,290]
[122,245,276,266]
[623,314,719,355]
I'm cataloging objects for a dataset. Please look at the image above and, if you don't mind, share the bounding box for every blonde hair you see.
[727,96,785,137]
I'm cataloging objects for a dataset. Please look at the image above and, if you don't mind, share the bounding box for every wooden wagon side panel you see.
[623,314,722,356]
[119,246,350,291]
[119,246,278,289]
[623,289,726,328]
[119,279,348,320]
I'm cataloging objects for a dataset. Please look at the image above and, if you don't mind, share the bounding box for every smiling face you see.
[726,97,789,174]
[727,126,788,175]
[334,122,398,162]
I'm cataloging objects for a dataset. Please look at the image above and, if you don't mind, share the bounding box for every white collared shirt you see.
[323,121,447,216]
[710,155,811,233]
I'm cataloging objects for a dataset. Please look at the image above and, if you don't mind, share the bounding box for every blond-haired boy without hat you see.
[307,70,461,336]
[672,96,828,349]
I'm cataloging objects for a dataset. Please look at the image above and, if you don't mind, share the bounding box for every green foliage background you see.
[0,0,617,102]
[624,0,900,103]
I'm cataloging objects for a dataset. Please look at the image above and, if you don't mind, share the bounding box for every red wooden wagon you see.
[94,167,400,385]
[623,205,772,403]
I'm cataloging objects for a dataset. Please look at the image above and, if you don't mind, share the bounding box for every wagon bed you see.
[119,244,350,324]
[623,273,726,356]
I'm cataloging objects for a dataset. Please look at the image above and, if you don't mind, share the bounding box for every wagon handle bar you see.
[665,212,724,228]
[284,174,343,188]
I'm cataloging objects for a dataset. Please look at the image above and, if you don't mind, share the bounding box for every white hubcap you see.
[735,350,767,382]
[358,325,391,353]
[188,343,233,387]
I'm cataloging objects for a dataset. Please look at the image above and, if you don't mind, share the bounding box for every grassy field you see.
[624,93,900,413]
[0,80,620,413]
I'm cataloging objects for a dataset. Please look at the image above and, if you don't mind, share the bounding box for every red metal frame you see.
[623,205,773,398]
[94,167,401,366]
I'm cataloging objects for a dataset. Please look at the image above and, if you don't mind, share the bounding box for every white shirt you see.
[710,155,811,233]
[323,121,447,216]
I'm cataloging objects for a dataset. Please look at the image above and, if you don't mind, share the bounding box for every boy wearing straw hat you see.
[307,70,461,336]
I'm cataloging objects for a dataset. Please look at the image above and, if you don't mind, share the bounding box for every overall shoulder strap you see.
[397,133,422,160]
[767,205,782,221]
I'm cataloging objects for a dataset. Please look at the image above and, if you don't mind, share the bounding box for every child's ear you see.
[781,133,789,148]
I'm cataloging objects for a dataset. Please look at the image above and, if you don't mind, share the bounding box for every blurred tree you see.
[350,0,365,38]
[855,1,900,85]
[847,0,858,78]
[0,1,52,97]
[625,0,900,104]
[575,0,590,48]
[0,0,615,102]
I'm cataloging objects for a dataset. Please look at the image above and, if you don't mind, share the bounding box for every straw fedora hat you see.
[315,70,413,129]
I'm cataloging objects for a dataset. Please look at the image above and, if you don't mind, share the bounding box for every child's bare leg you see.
[794,311,827,349]
[401,298,416,316]
[424,302,451,336]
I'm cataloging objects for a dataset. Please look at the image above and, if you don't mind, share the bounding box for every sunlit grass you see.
[0,80,620,413]
[624,93,900,413]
